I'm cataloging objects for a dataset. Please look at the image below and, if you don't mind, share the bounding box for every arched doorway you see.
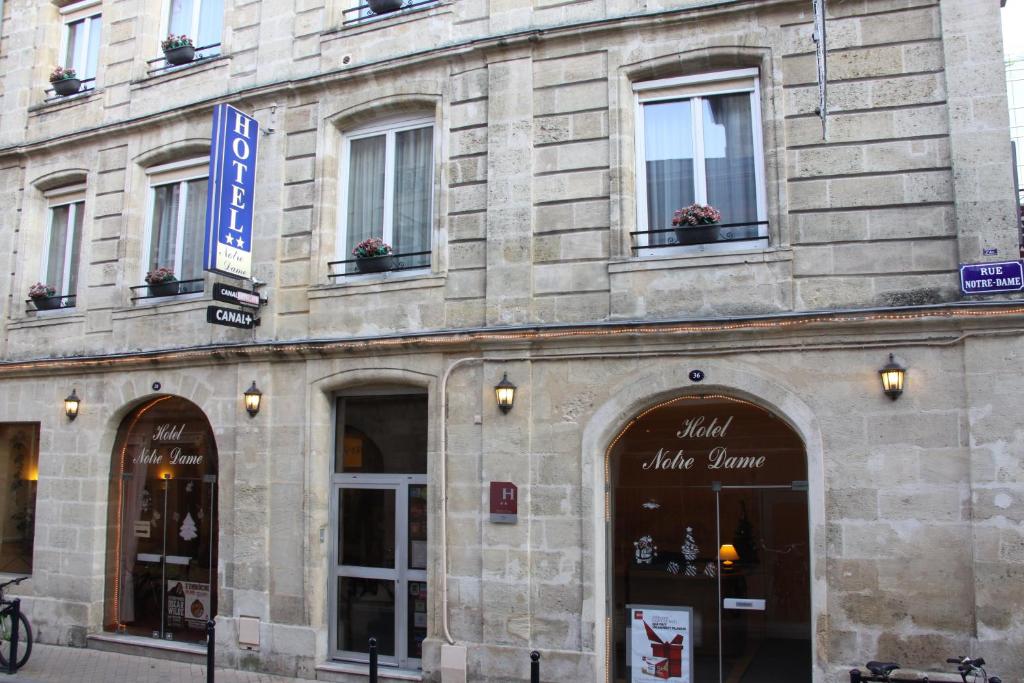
[103,396,218,644]
[608,394,810,682]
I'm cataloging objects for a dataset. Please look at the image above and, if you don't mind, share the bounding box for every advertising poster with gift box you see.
[628,605,693,682]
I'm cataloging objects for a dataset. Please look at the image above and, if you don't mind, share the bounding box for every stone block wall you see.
[1,0,1019,360]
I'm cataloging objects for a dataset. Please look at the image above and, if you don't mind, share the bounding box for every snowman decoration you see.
[633,535,658,565]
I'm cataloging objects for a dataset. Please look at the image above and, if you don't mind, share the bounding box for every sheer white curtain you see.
[393,127,432,260]
[703,93,757,226]
[181,179,208,282]
[168,0,194,36]
[345,135,386,255]
[45,205,70,292]
[67,202,83,295]
[197,0,223,48]
[644,100,694,245]
[150,184,180,271]
[86,17,102,78]
[45,201,83,296]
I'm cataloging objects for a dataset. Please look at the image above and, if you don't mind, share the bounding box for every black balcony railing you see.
[146,44,222,76]
[44,77,97,102]
[328,250,430,278]
[342,0,439,26]
[25,294,76,313]
[130,278,205,301]
[631,220,769,252]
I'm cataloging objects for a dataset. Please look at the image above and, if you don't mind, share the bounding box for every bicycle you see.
[849,656,1002,683]
[943,655,1001,683]
[0,576,33,671]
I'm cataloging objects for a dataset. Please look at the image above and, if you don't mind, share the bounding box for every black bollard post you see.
[369,637,378,683]
[849,669,862,683]
[7,598,20,674]
[531,650,540,683]
[206,619,215,683]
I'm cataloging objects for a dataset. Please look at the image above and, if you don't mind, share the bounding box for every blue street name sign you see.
[959,260,1024,295]
[204,104,259,280]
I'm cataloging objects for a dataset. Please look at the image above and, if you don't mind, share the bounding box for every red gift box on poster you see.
[641,656,671,679]
[643,620,684,678]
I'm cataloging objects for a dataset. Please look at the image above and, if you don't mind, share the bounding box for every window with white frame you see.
[41,186,85,304]
[165,0,222,56]
[144,160,208,292]
[60,1,102,85]
[338,117,434,274]
[634,69,767,253]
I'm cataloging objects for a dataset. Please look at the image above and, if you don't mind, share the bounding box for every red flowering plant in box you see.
[160,34,194,51]
[28,282,56,299]
[48,66,77,83]
[144,266,177,285]
[351,237,396,273]
[671,203,722,227]
[352,237,393,258]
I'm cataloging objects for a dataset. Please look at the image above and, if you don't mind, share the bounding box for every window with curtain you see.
[340,118,434,273]
[61,1,102,84]
[635,69,767,253]
[43,193,85,301]
[146,162,208,292]
[166,0,223,56]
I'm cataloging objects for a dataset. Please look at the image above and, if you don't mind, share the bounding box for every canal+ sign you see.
[959,260,1024,295]
[204,104,259,280]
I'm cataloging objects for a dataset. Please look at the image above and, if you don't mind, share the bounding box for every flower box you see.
[52,78,82,96]
[33,296,61,311]
[355,254,396,273]
[367,0,404,13]
[148,281,180,297]
[164,45,195,66]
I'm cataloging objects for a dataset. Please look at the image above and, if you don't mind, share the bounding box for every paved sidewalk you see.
[2,643,312,683]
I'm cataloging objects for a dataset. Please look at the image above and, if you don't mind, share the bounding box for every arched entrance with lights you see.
[103,396,218,643]
[607,394,811,682]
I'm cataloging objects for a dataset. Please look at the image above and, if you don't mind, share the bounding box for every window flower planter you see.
[674,225,721,245]
[147,281,180,297]
[52,78,82,97]
[32,296,61,311]
[367,0,404,13]
[355,255,396,273]
[163,45,195,66]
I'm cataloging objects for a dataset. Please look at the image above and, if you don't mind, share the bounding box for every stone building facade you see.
[0,0,1021,681]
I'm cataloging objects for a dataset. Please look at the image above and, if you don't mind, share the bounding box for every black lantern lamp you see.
[879,354,906,401]
[494,373,516,414]
[64,388,81,420]
[243,381,263,417]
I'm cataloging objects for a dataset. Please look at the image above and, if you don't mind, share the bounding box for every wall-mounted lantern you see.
[879,354,906,401]
[244,381,263,417]
[494,373,516,414]
[64,388,81,420]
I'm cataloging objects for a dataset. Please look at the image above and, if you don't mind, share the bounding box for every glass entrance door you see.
[615,483,809,682]
[122,472,216,642]
[609,395,811,683]
[331,479,427,667]
[716,485,810,683]
[105,397,219,643]
[331,392,429,669]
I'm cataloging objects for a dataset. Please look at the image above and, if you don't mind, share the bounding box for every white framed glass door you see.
[331,476,427,667]
[330,392,428,668]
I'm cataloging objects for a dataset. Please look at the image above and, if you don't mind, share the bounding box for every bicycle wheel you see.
[0,609,33,670]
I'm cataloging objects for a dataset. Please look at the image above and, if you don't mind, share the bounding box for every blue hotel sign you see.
[204,104,259,280]
[960,260,1024,295]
